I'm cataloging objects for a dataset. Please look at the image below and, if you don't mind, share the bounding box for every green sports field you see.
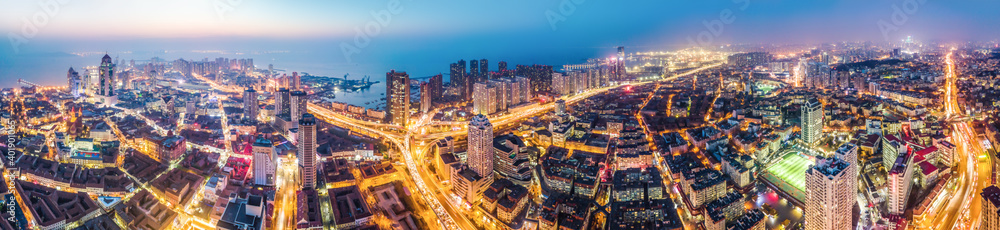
[764,152,814,193]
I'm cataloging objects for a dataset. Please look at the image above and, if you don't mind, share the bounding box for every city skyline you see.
[5,1,1000,88]
[6,2,1000,230]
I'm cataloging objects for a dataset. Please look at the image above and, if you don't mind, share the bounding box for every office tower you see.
[805,157,856,230]
[99,54,116,96]
[480,59,489,80]
[243,87,259,121]
[68,67,81,98]
[252,135,276,186]
[451,60,469,101]
[616,46,625,81]
[277,88,291,117]
[468,114,494,178]
[292,72,301,90]
[268,64,274,76]
[290,90,307,125]
[420,81,432,114]
[982,186,1000,230]
[887,151,914,215]
[473,82,496,115]
[429,74,443,99]
[298,113,317,189]
[386,70,410,126]
[801,98,823,145]
[515,64,553,95]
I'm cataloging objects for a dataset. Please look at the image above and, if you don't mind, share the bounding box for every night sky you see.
[1,0,998,87]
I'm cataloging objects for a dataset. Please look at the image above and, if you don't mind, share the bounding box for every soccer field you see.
[765,152,814,192]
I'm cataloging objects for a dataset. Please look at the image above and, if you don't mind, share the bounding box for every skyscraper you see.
[429,74,443,99]
[276,88,291,118]
[887,151,914,215]
[615,46,625,81]
[982,186,1000,230]
[480,59,489,81]
[467,114,494,178]
[293,72,301,90]
[386,70,410,126]
[450,60,469,102]
[243,87,259,121]
[298,113,317,189]
[470,59,480,82]
[420,81,432,114]
[252,135,276,186]
[99,54,115,97]
[805,157,856,230]
[801,98,823,145]
[290,90,307,125]
[67,67,81,98]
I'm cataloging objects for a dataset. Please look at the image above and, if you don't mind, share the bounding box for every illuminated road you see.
[274,158,299,230]
[196,62,721,229]
[917,49,989,230]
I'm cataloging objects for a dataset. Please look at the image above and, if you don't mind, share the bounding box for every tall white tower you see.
[467,114,494,178]
[805,157,856,230]
[801,98,823,145]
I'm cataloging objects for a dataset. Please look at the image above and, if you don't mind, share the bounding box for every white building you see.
[801,98,823,145]
[252,135,276,186]
[805,157,856,230]
[468,114,494,178]
[887,152,914,215]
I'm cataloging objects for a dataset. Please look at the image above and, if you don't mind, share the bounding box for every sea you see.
[0,46,613,108]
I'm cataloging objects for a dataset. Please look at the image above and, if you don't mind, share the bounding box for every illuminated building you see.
[450,60,469,101]
[480,58,489,81]
[290,90,307,126]
[276,88,291,118]
[801,98,823,145]
[470,59,480,82]
[887,150,914,215]
[292,71,301,90]
[298,113,317,189]
[420,81,432,114]
[429,74,443,99]
[473,82,497,115]
[493,134,530,182]
[468,114,494,178]
[982,185,1000,230]
[252,135,276,186]
[515,64,553,95]
[805,157,856,230]
[98,54,117,105]
[68,67,81,98]
[137,134,186,163]
[615,46,625,81]
[243,87,258,122]
[386,70,410,126]
[217,195,267,230]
